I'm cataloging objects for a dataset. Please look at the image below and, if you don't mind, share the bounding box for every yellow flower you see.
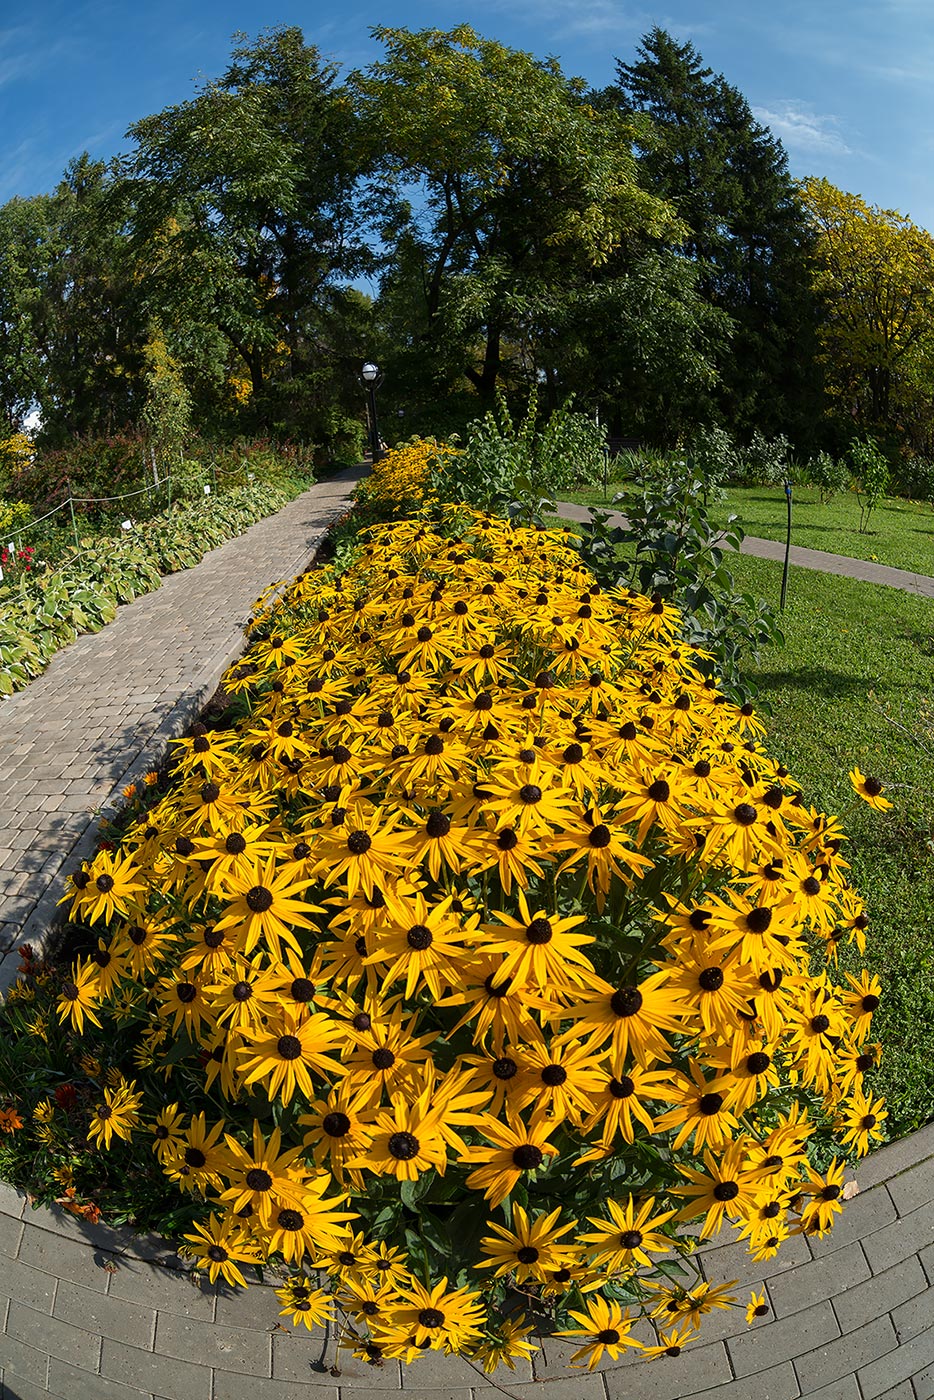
[746,1290,770,1324]
[848,766,893,811]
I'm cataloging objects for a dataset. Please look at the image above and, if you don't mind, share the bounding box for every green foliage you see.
[141,325,192,475]
[850,438,890,533]
[575,478,783,702]
[736,430,793,487]
[0,483,291,695]
[431,392,605,520]
[801,451,852,504]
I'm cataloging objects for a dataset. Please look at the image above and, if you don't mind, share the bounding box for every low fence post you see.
[66,483,80,552]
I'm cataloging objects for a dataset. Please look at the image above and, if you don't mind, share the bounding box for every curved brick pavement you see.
[0,1123,932,1400]
[0,465,365,997]
[555,501,934,599]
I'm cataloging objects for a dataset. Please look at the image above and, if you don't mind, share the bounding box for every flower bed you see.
[0,480,887,1372]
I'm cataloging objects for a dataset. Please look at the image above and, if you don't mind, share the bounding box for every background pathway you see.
[0,466,364,995]
[555,501,934,599]
[0,1121,932,1399]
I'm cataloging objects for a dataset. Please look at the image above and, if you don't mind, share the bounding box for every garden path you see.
[0,1122,932,1399]
[0,465,364,997]
[555,501,934,599]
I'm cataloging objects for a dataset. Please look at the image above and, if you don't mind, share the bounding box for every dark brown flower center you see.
[245,1168,273,1192]
[512,1144,544,1170]
[246,886,273,913]
[388,1131,419,1160]
[610,986,643,1017]
[277,1035,302,1061]
[406,925,433,950]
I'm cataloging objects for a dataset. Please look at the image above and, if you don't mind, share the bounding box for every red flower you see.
[55,1084,78,1111]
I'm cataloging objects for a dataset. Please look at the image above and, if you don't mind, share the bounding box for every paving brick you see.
[154,1310,272,1375]
[0,1254,58,1313]
[14,1229,110,1301]
[1,1372,55,1400]
[890,1281,934,1342]
[106,1260,216,1321]
[99,1339,212,1400]
[808,1185,898,1257]
[0,1181,26,1220]
[213,1378,339,1400]
[6,1298,102,1371]
[603,1342,733,1399]
[726,1299,839,1377]
[679,1360,800,1400]
[767,1240,870,1319]
[856,1323,934,1398]
[387,1392,475,1400]
[213,1280,285,1330]
[53,1278,156,1349]
[798,1379,861,1400]
[0,1331,50,1389]
[791,1312,896,1392]
[832,1254,926,1332]
[862,1202,934,1275]
[273,1330,366,1385]
[47,1356,155,1400]
[495,1382,606,1400]
[886,1155,934,1218]
[699,1228,812,1289]
[915,1362,934,1400]
[856,1123,934,1191]
[0,1215,23,1271]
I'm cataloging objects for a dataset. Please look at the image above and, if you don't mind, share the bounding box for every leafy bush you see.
[801,451,852,504]
[0,483,292,695]
[576,477,782,704]
[891,454,934,505]
[0,502,885,1372]
[685,426,739,501]
[431,392,605,520]
[734,431,793,487]
[850,439,890,533]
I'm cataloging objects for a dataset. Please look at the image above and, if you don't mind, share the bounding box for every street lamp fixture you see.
[360,361,384,463]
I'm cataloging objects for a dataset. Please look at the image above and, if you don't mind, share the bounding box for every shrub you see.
[734,431,793,487]
[576,477,782,705]
[431,392,605,520]
[850,439,890,533]
[801,452,852,504]
[0,501,886,1371]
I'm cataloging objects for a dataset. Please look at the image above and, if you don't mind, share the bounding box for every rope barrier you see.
[0,465,258,590]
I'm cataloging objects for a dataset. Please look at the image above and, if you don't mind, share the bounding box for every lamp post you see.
[360,361,384,464]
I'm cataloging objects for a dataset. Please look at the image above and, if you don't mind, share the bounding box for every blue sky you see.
[1,0,932,227]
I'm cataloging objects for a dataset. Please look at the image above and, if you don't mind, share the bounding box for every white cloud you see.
[752,100,854,158]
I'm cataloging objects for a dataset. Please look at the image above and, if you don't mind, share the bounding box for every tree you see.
[0,156,145,441]
[799,177,934,448]
[602,27,825,444]
[355,25,681,408]
[126,27,370,435]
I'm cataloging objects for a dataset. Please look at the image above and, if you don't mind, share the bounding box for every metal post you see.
[602,445,610,502]
[367,383,382,463]
[780,479,793,611]
[67,483,80,551]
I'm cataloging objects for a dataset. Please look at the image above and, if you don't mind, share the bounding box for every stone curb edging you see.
[1,1123,933,1400]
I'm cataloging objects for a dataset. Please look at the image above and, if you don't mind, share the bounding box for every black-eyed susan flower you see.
[357,1086,449,1183]
[214,854,322,961]
[837,1086,887,1156]
[220,1121,311,1224]
[478,1204,577,1283]
[481,891,594,993]
[848,767,893,812]
[238,1008,346,1106]
[555,1295,638,1369]
[380,1276,485,1352]
[464,1110,559,1209]
[56,962,103,1035]
[264,1174,356,1264]
[580,1194,676,1274]
[87,1081,142,1151]
[181,1213,260,1287]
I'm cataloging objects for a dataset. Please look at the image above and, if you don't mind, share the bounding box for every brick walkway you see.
[555,501,934,598]
[0,466,364,996]
[0,1122,932,1399]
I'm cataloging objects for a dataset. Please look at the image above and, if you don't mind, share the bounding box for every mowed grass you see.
[562,483,934,578]
[727,551,934,1137]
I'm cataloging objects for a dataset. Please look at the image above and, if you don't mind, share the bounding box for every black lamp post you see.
[360,361,384,463]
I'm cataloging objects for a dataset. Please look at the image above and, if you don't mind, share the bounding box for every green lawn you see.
[562,483,934,578]
[724,551,934,1137]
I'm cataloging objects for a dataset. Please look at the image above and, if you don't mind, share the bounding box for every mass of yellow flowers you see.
[50,451,885,1371]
